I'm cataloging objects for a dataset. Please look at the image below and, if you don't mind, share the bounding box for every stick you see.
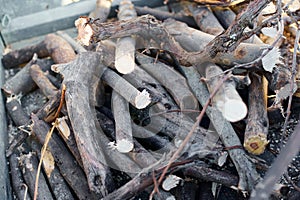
[136,53,199,112]
[2,56,53,96]
[184,164,239,188]
[135,6,197,27]
[30,139,75,200]
[163,19,268,67]
[101,68,151,109]
[31,114,101,199]
[9,151,31,200]
[2,33,76,68]
[111,91,134,153]
[89,0,112,21]
[180,66,261,191]
[30,64,58,98]
[188,4,224,35]
[204,62,247,122]
[96,111,158,169]
[209,6,270,154]
[115,0,137,74]
[52,52,114,195]
[244,73,269,155]
[19,152,54,200]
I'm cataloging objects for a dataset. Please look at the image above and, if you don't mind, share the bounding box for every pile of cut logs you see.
[1,0,299,199]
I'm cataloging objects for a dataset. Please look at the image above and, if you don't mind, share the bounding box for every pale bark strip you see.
[111,90,134,153]
[181,66,261,191]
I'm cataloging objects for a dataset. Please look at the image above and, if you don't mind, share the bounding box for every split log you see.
[136,53,199,112]
[101,68,151,109]
[31,115,100,200]
[204,62,247,122]
[180,66,261,191]
[52,52,114,195]
[19,152,54,200]
[244,73,269,155]
[115,0,137,74]
[2,33,76,68]
[30,64,58,98]
[111,91,134,153]
[2,56,53,96]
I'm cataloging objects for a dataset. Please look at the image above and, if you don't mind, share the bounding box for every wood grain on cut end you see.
[116,139,134,153]
[244,133,269,155]
[75,17,93,46]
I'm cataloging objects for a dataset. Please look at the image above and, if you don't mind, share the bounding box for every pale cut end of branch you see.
[116,139,134,153]
[221,99,248,122]
[115,37,136,74]
[134,89,151,109]
[75,17,93,46]
[262,47,282,72]
[244,133,269,155]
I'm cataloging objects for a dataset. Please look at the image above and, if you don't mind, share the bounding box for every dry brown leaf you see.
[42,149,55,178]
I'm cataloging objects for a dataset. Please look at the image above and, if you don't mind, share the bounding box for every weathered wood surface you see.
[180,66,261,191]
[52,52,115,195]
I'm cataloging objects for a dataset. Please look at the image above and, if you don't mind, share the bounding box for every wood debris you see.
[1,1,300,200]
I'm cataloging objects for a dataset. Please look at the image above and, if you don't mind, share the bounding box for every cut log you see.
[180,66,261,191]
[188,4,224,35]
[115,0,137,74]
[244,73,269,155]
[111,91,134,153]
[30,64,58,98]
[101,68,151,109]
[2,56,53,96]
[89,0,112,21]
[204,62,247,122]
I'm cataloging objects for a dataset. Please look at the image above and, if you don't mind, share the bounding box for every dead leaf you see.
[42,149,55,178]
